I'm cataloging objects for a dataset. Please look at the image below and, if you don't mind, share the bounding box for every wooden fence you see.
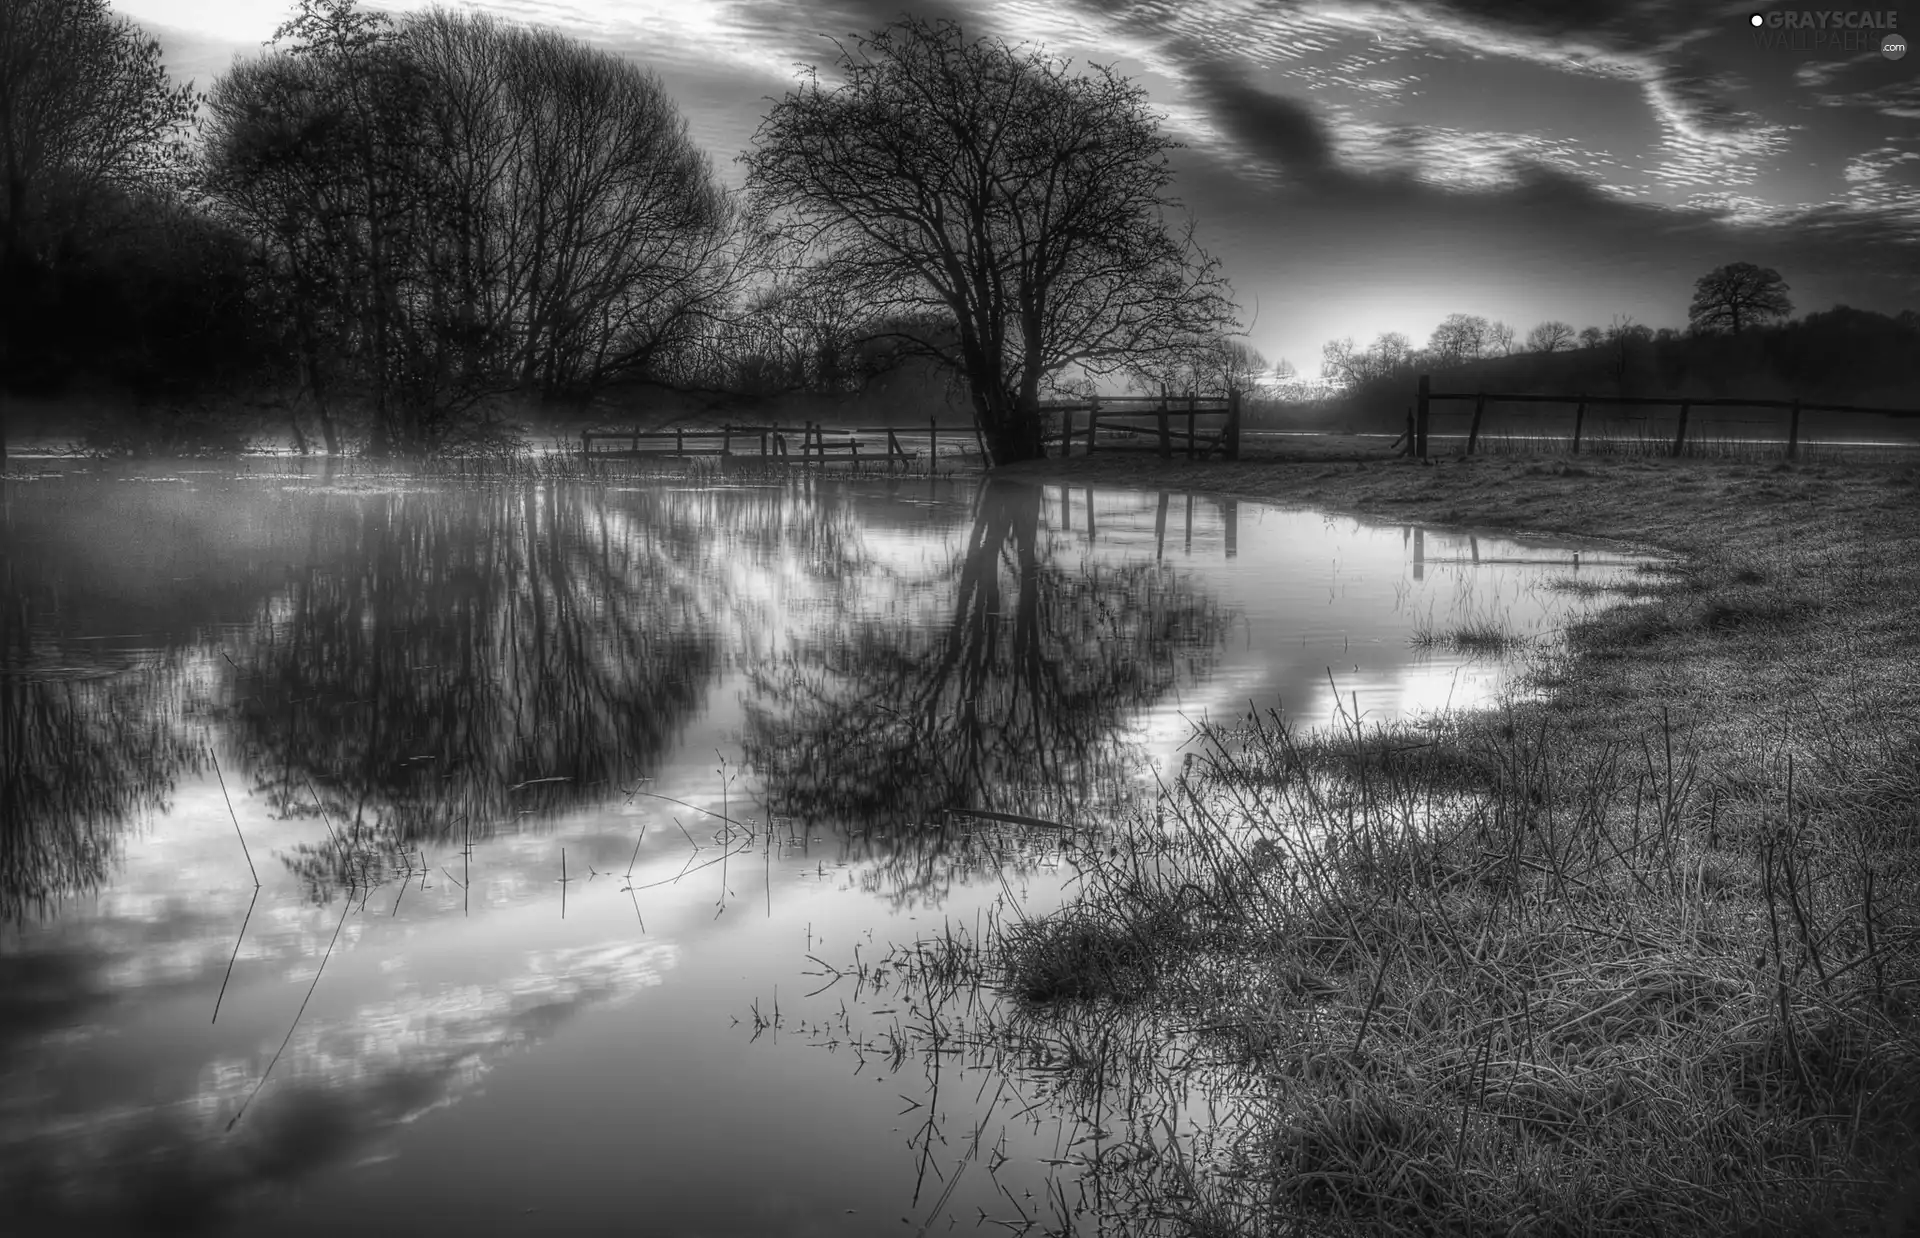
[582,421,934,466]
[1041,391,1242,460]
[1410,375,1920,460]
[580,392,1245,466]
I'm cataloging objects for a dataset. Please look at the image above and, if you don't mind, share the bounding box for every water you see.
[0,464,1647,1235]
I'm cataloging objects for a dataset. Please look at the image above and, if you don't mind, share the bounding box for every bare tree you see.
[1486,320,1516,356]
[409,10,742,402]
[743,17,1235,465]
[1427,313,1492,364]
[1369,331,1414,374]
[1578,325,1605,349]
[1525,320,1575,353]
[1320,331,1413,388]
[1604,314,1652,381]
[1319,337,1362,387]
[1131,332,1266,399]
[0,0,197,462]
[202,0,740,453]
[1688,262,1792,337]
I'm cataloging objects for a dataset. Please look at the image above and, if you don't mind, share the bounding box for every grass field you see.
[954,448,1920,1235]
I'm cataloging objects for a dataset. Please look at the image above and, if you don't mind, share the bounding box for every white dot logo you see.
[1887,33,1909,59]
[1749,13,1764,26]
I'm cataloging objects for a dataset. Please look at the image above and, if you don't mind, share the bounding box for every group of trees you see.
[199,3,746,453]
[1317,263,1837,394]
[0,0,264,433]
[1313,260,1916,427]
[2,0,1242,465]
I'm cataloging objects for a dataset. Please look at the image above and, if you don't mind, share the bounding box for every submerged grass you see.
[882,452,1920,1236]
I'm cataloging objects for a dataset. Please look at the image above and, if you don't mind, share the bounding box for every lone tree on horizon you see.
[1688,262,1792,336]
[744,17,1236,466]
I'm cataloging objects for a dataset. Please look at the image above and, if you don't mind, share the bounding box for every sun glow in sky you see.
[122,0,1920,374]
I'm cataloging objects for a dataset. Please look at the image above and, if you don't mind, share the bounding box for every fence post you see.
[1402,407,1414,456]
[1787,398,1801,460]
[1157,386,1172,459]
[1088,396,1099,454]
[1571,397,1585,455]
[581,430,590,458]
[1415,375,1430,459]
[676,427,684,456]
[1186,390,1197,461]
[1227,388,1242,460]
[1060,408,1074,459]
[1672,401,1690,458]
[929,418,938,468]
[722,426,732,457]
[1467,392,1485,456]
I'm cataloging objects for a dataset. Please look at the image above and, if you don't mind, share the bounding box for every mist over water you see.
[0,464,1646,1235]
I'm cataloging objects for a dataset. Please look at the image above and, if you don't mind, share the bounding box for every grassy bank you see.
[943,449,1920,1234]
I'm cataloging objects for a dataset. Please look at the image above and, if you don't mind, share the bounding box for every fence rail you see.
[581,420,940,466]
[1409,376,1920,460]
[580,390,1246,466]
[1040,390,1242,460]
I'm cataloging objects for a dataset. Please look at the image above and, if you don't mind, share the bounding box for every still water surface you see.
[0,464,1646,1235]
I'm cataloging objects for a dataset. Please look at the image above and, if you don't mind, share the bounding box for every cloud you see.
[1,922,674,1233]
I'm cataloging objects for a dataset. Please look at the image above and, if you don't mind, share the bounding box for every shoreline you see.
[964,447,1920,1233]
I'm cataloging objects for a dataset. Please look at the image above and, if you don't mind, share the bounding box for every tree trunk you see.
[972,377,1045,467]
[984,415,1044,466]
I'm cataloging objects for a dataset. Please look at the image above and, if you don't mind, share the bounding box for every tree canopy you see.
[0,0,201,459]
[1688,262,1792,336]
[743,16,1235,465]
[200,0,741,454]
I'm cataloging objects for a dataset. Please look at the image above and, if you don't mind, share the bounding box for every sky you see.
[121,0,1920,379]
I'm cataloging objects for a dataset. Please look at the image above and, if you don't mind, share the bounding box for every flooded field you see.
[0,464,1648,1235]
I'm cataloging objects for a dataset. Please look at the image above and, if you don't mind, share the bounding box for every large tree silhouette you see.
[200,0,740,453]
[744,17,1235,466]
[1688,262,1792,337]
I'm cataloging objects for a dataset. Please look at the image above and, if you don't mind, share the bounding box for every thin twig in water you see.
[209,747,260,887]
[227,896,350,1131]
[211,886,260,1024]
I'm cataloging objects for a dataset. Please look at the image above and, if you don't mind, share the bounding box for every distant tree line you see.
[1309,262,1918,423]
[0,0,1241,464]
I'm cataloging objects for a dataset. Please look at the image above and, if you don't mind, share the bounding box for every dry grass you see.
[904,449,1920,1235]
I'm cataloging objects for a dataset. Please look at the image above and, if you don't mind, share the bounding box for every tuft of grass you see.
[1409,614,1530,656]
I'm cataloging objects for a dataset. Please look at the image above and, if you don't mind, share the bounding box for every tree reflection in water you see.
[3,471,1238,914]
[745,479,1231,852]
[0,554,201,923]
[217,483,735,896]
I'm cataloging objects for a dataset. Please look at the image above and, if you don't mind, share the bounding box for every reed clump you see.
[973,689,1920,1235]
